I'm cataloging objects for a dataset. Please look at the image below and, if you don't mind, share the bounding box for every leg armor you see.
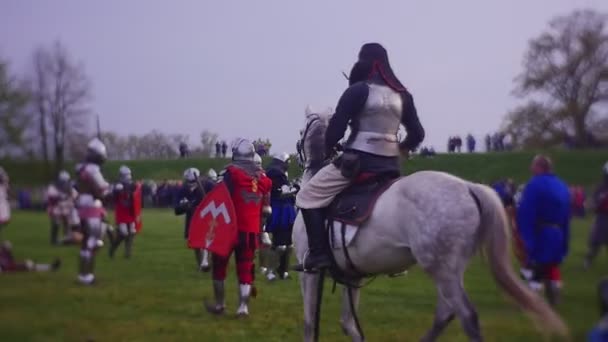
[78,217,103,284]
[124,223,136,258]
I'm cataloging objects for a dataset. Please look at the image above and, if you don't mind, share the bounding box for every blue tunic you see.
[265,165,297,233]
[516,174,571,265]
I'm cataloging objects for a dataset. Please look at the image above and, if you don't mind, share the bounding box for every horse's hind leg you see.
[437,275,483,341]
[420,295,455,342]
[424,272,482,342]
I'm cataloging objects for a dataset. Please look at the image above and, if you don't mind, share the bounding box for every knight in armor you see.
[1,240,61,273]
[46,171,79,245]
[175,167,216,271]
[0,167,10,233]
[206,139,272,316]
[584,162,608,269]
[293,43,425,272]
[109,166,138,259]
[264,153,298,280]
[74,138,111,285]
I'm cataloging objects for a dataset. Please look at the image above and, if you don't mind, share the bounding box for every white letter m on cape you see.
[200,201,232,224]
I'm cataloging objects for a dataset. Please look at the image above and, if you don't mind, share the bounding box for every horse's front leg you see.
[340,284,363,342]
[300,272,320,342]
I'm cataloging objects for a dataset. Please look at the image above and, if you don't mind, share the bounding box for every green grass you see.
[2,149,607,187]
[0,209,604,341]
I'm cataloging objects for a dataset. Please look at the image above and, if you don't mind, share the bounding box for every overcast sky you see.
[2,0,608,154]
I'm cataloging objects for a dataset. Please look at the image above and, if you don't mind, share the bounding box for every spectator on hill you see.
[485,134,492,152]
[447,137,455,153]
[454,135,462,153]
[215,141,221,158]
[221,141,228,158]
[419,146,436,158]
[466,134,476,153]
[179,143,189,158]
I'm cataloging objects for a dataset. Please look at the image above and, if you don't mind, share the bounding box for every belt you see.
[538,222,562,229]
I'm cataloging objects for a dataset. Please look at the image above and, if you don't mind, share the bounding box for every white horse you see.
[293,111,567,342]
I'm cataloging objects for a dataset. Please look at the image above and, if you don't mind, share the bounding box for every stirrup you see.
[292,250,330,273]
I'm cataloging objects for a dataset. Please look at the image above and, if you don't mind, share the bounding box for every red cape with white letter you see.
[187,182,237,257]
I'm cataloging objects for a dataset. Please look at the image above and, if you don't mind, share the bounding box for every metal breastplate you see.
[345,83,402,157]
[75,163,108,204]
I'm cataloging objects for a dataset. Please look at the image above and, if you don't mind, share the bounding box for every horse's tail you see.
[468,183,568,337]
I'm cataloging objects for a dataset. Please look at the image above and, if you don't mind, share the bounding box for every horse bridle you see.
[297,114,321,169]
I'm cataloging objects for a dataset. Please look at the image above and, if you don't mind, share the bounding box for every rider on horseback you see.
[293,43,425,273]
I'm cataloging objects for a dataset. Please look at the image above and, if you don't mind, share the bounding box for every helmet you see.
[253,153,262,168]
[119,165,132,182]
[272,152,290,163]
[87,138,107,164]
[207,168,218,182]
[232,138,255,161]
[58,170,70,182]
[183,167,200,184]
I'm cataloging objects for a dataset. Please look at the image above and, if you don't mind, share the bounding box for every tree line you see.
[0,42,228,175]
[1,8,605,177]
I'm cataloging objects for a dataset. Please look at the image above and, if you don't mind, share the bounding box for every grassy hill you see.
[2,149,606,187]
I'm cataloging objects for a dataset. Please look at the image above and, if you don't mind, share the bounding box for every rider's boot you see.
[292,208,332,273]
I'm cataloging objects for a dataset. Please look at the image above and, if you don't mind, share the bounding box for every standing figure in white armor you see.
[46,171,79,245]
[74,138,110,285]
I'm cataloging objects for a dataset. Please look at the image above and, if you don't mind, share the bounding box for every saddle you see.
[324,172,400,285]
[328,172,400,226]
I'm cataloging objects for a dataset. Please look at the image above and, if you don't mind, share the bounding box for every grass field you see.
[0,209,604,341]
[2,149,607,187]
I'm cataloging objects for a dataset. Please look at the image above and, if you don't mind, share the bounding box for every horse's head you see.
[296,106,332,173]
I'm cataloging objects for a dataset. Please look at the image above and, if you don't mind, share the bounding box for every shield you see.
[188,182,237,257]
[133,183,143,232]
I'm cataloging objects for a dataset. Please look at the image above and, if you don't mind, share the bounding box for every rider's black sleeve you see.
[324,82,369,157]
[399,91,425,151]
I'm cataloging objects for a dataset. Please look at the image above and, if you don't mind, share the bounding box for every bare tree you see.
[31,41,91,172]
[504,9,608,148]
[0,59,31,158]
